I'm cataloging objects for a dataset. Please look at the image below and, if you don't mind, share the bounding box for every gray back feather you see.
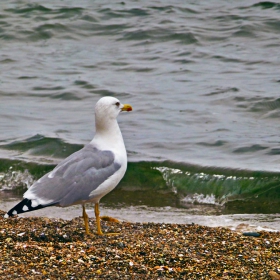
[26,145,121,206]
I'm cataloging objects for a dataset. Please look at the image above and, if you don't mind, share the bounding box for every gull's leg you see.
[82,204,90,235]
[101,216,120,223]
[95,203,103,235]
[95,203,119,235]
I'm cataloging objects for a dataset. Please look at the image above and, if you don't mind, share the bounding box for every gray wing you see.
[24,144,121,207]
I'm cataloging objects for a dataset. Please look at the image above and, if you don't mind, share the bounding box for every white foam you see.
[153,167,183,175]
[0,168,34,191]
[12,210,17,215]
[181,193,218,205]
[22,205,29,211]
[1,201,279,232]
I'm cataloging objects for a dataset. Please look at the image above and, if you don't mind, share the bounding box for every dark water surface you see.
[1,0,280,229]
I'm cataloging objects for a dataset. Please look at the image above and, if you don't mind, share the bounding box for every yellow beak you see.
[121,104,133,112]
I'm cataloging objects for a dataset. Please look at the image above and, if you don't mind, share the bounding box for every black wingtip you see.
[5,198,46,217]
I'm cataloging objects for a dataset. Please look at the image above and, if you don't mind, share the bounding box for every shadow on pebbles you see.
[0,210,279,279]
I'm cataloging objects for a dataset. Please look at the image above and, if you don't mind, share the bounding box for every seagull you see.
[4,96,132,235]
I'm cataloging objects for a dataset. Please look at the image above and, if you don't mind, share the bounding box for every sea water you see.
[0,0,280,230]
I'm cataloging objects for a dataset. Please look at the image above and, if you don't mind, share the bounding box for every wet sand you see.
[0,210,279,279]
[1,200,280,232]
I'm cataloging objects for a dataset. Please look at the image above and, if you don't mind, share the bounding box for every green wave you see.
[0,156,279,214]
[0,134,83,158]
[0,135,279,214]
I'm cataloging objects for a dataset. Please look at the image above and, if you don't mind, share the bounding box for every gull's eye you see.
[115,102,120,106]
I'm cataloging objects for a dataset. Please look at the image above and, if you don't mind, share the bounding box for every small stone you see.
[0,209,278,278]
[5,238,13,243]
[242,232,261,237]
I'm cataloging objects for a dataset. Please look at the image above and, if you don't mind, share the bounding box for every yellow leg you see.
[82,205,90,235]
[95,203,103,235]
[101,216,120,223]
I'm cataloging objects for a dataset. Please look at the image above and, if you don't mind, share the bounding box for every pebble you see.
[242,232,261,237]
[0,210,279,279]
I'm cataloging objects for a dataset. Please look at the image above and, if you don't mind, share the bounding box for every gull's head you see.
[95,96,132,122]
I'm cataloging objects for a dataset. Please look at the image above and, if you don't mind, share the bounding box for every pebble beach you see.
[0,210,279,279]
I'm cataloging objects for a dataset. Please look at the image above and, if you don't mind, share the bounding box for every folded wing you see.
[24,144,121,207]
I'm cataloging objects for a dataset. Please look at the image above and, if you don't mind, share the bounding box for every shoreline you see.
[1,200,280,233]
[0,210,279,279]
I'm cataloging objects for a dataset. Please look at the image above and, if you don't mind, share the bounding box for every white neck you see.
[90,117,126,158]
